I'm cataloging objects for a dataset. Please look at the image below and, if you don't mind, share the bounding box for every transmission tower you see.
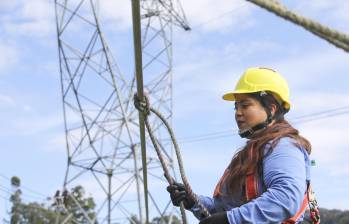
[54,0,189,223]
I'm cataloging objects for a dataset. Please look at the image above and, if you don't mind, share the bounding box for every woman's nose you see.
[235,106,242,117]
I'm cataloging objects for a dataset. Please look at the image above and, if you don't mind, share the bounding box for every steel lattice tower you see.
[54,0,189,223]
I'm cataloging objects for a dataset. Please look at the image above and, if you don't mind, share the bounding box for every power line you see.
[179,133,237,144]
[292,110,349,124]
[0,193,10,202]
[171,106,349,144]
[189,2,249,30]
[0,184,48,203]
[291,105,349,120]
[170,128,237,141]
[0,174,49,199]
[0,186,12,195]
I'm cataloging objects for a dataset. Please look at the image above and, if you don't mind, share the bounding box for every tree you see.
[151,215,181,224]
[302,208,349,224]
[7,176,98,224]
[10,176,23,224]
[59,185,97,223]
[129,214,181,224]
[129,215,141,224]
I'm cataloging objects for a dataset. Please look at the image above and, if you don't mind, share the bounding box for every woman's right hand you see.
[166,182,195,209]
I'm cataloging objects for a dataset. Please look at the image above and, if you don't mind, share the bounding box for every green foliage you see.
[12,202,57,224]
[151,215,181,224]
[60,185,97,223]
[9,179,22,224]
[129,215,141,224]
[8,175,349,224]
[7,176,98,224]
[302,208,349,224]
[10,176,20,188]
[129,214,181,224]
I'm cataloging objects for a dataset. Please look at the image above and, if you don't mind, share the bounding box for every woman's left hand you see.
[199,212,229,224]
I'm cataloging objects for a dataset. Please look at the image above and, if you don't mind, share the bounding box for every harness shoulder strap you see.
[245,145,259,201]
[245,147,320,224]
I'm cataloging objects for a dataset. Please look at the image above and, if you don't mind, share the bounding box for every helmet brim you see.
[222,90,256,101]
[222,93,235,101]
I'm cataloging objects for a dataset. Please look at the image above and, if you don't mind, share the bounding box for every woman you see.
[167,67,314,223]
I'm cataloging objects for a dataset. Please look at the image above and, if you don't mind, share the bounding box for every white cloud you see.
[182,0,254,32]
[97,0,132,30]
[294,0,349,28]
[1,0,54,38]
[0,41,18,74]
[0,92,32,111]
[0,93,16,106]
[298,117,349,160]
[290,92,349,115]
[0,1,19,11]
[97,0,255,33]
[23,105,32,111]
[274,48,349,88]
[223,40,283,61]
[44,133,66,152]
[0,113,63,137]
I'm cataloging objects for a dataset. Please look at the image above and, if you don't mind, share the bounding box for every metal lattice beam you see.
[54,0,189,223]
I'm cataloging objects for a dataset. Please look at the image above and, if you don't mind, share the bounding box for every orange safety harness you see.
[245,146,320,224]
[213,146,321,224]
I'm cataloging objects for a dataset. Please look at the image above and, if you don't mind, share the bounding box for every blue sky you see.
[1,0,349,222]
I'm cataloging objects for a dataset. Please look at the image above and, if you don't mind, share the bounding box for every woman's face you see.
[234,94,268,131]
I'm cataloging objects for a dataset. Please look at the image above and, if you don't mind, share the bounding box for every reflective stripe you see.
[245,145,259,201]
[282,194,308,224]
[245,173,259,201]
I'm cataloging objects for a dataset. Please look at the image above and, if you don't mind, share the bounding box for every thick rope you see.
[144,115,189,224]
[134,94,211,221]
[246,0,349,52]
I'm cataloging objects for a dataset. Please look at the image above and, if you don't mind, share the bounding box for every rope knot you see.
[134,93,150,116]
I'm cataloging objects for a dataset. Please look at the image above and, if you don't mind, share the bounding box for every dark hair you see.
[250,91,286,122]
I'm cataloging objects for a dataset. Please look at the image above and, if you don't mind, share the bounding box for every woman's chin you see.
[238,125,249,131]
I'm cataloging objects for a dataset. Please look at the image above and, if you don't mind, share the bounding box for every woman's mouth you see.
[237,121,246,129]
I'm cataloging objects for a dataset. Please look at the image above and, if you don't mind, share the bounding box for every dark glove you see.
[199,212,229,224]
[166,182,195,210]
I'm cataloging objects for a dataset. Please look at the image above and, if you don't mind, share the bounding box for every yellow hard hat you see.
[222,67,291,111]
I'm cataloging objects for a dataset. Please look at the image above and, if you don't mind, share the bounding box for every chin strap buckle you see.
[239,128,254,138]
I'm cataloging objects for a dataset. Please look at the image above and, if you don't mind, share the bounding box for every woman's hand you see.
[166,182,195,209]
[199,212,229,224]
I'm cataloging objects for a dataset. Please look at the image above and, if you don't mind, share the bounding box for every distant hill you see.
[302,208,349,224]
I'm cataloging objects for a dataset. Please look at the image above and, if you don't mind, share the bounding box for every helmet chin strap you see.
[239,115,273,138]
[238,120,268,138]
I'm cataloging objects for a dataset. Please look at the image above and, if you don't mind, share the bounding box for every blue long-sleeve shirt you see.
[191,137,311,223]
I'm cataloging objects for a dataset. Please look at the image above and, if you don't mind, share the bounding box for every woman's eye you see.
[234,103,249,110]
[241,103,249,109]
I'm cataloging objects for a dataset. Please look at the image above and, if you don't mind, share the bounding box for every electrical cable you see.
[0,174,48,199]
[189,2,249,30]
[169,106,349,144]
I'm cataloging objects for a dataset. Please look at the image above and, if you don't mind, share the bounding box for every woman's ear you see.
[270,104,277,117]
